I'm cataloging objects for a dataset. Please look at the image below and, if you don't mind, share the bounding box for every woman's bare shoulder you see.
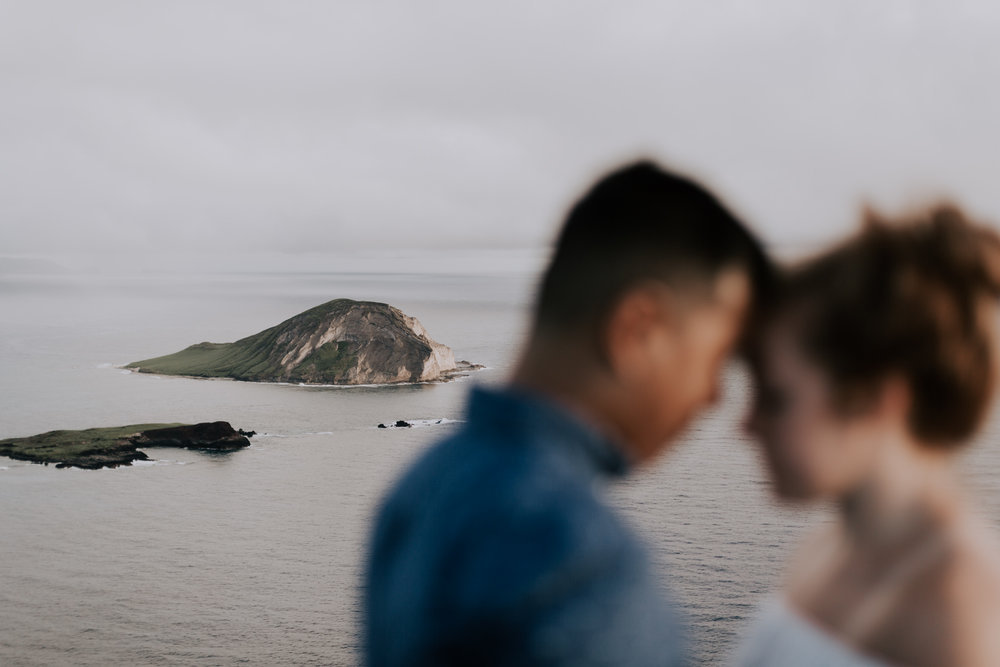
[947,515,1000,599]
[938,517,1000,665]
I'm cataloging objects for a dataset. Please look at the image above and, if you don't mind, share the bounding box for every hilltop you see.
[126,298,478,385]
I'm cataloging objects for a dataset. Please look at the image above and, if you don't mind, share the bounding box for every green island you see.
[0,422,252,469]
[126,298,481,385]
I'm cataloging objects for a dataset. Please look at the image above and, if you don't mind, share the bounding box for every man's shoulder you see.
[375,423,633,574]
[364,409,683,666]
[373,424,643,601]
[379,418,608,527]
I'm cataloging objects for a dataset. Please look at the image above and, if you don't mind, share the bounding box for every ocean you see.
[2,257,999,665]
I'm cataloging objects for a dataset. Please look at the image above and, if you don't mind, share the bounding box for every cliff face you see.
[126,299,464,385]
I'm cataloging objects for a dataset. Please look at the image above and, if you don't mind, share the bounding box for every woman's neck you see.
[839,434,959,549]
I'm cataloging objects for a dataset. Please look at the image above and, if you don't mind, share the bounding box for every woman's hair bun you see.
[781,201,1000,447]
[864,203,1000,300]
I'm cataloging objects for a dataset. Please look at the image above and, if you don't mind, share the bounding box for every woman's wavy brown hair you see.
[782,204,1000,447]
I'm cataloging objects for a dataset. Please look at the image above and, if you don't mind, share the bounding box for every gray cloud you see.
[2,1,1000,263]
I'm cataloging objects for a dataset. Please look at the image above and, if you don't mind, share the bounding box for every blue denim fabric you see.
[363,386,686,666]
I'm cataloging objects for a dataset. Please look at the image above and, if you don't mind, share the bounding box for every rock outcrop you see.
[126,298,479,385]
[0,421,252,469]
[131,422,251,451]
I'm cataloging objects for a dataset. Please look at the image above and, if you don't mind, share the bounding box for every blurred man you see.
[363,161,772,666]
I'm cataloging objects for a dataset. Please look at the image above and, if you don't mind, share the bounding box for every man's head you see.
[526,160,772,462]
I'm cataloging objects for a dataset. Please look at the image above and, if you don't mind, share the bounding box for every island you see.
[126,298,481,385]
[0,421,252,469]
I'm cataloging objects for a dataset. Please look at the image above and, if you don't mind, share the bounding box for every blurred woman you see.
[737,205,1000,666]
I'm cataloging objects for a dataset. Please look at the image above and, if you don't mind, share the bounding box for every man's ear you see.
[603,285,674,379]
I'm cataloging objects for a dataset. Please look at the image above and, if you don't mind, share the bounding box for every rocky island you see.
[0,421,252,469]
[126,298,480,385]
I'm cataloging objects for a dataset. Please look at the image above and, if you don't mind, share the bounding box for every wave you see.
[271,380,444,389]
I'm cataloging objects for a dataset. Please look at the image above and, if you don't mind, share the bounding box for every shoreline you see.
[119,361,487,388]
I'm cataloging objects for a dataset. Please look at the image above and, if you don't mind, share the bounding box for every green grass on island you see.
[126,337,359,382]
[125,298,367,382]
[0,422,252,469]
[0,424,184,468]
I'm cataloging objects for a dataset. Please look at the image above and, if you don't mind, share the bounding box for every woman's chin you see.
[772,476,823,502]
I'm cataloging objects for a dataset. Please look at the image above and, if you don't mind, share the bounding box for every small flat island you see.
[0,421,252,469]
[126,298,481,385]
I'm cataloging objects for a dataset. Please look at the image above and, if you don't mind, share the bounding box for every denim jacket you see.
[364,386,686,666]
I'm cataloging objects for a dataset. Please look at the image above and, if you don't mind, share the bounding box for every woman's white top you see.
[733,600,888,667]
[736,524,949,665]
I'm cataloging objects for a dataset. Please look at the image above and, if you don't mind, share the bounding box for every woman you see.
[737,204,1000,666]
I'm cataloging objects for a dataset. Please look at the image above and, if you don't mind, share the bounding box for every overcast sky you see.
[2,1,1000,266]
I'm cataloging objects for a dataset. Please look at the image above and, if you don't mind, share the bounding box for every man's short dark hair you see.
[534,160,773,337]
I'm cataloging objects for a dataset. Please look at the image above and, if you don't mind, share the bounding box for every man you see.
[363,160,772,665]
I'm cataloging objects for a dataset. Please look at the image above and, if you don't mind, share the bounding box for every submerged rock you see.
[126,299,478,385]
[376,418,455,429]
[0,421,252,470]
[376,420,412,428]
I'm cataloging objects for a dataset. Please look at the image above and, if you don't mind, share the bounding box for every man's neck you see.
[511,335,635,462]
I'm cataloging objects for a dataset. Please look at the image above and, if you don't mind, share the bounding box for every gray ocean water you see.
[2,260,999,665]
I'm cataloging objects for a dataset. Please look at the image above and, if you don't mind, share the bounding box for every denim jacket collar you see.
[465,384,630,478]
